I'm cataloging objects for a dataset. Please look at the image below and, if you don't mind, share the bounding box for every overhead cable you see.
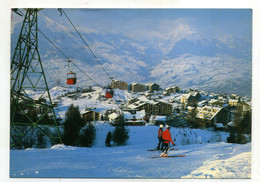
[60,8,113,81]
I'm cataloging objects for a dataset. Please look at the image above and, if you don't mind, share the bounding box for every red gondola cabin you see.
[67,71,77,85]
[105,87,114,98]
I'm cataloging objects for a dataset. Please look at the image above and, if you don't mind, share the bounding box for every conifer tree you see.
[63,104,84,146]
[80,122,96,147]
[105,131,112,147]
[112,121,129,147]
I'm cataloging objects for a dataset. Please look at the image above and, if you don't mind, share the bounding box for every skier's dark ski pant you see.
[162,143,170,154]
[157,137,163,150]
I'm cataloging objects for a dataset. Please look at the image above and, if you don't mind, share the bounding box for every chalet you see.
[108,112,120,122]
[81,109,100,122]
[181,92,201,106]
[229,99,239,107]
[123,110,146,126]
[196,106,230,126]
[165,86,180,94]
[146,83,160,92]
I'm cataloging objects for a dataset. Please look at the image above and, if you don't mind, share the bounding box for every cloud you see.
[115,17,194,42]
[11,11,23,34]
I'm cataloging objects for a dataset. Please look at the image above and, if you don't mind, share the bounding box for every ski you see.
[150,154,185,159]
[147,148,178,151]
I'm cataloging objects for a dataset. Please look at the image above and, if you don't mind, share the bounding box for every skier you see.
[161,125,175,157]
[157,124,164,150]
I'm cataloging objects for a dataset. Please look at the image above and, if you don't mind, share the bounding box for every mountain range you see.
[11,10,252,96]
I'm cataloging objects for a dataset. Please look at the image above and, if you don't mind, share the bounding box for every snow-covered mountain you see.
[11,10,252,96]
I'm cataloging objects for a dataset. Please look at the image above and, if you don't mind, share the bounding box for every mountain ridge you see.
[11,12,252,96]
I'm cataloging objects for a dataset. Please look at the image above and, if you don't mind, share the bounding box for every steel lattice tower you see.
[10,9,62,149]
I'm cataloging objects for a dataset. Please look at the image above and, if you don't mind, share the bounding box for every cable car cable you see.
[59,8,113,81]
[13,9,103,87]
[37,28,102,87]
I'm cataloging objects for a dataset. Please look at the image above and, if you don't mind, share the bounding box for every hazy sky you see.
[34,9,252,43]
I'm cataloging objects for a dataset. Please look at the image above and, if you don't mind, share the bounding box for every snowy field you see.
[10,123,251,179]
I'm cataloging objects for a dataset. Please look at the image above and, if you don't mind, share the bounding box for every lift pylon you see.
[10,9,62,149]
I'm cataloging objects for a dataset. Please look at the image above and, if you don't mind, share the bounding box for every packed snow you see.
[10,123,251,179]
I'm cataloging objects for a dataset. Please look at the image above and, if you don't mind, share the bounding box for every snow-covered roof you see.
[136,110,146,118]
[124,110,145,119]
[127,101,147,109]
[150,115,166,121]
[198,100,207,107]
[229,99,239,102]
[125,120,145,123]
[123,112,133,119]
[146,82,157,86]
[108,113,119,120]
[196,106,222,120]
[245,101,252,107]
[209,99,218,104]
[138,96,150,102]
[187,106,195,110]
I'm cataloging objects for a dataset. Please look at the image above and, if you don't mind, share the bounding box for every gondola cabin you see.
[67,71,77,85]
[105,87,114,99]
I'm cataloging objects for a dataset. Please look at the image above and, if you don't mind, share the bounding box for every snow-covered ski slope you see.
[10,123,251,179]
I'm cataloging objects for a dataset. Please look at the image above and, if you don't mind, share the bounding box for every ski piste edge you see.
[147,148,178,151]
[150,155,186,159]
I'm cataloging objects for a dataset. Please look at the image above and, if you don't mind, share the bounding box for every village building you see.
[131,83,146,92]
[81,109,100,122]
[187,106,196,112]
[238,101,252,117]
[197,100,208,107]
[196,106,230,126]
[230,94,240,100]
[146,83,160,92]
[35,103,48,114]
[108,112,120,123]
[127,98,139,105]
[181,92,201,106]
[82,86,93,93]
[154,100,173,115]
[125,96,173,117]
[229,99,239,107]
[165,86,181,94]
[123,110,146,126]
[111,80,128,90]
[149,115,167,125]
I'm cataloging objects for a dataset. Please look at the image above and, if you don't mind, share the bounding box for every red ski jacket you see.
[162,129,174,145]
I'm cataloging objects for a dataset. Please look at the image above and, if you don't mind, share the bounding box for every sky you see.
[35,9,252,42]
